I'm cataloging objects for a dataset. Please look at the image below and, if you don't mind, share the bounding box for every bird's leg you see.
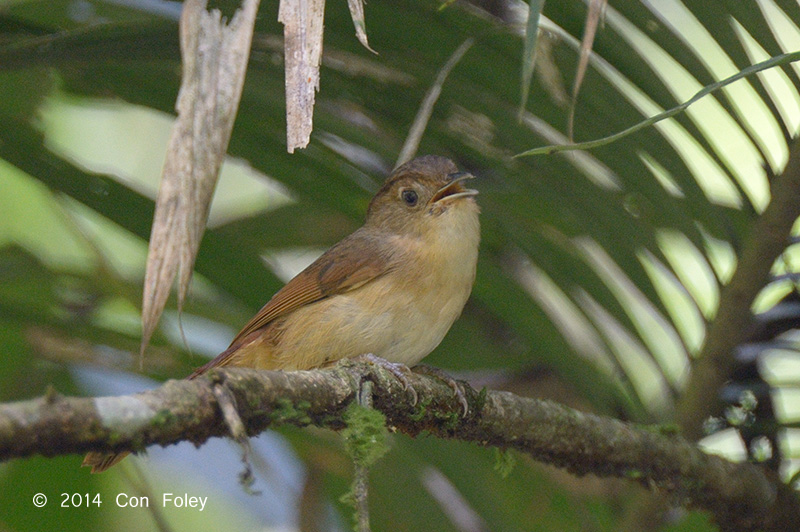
[411,364,470,416]
[353,353,418,406]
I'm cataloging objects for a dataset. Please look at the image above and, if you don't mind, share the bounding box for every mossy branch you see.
[0,362,797,531]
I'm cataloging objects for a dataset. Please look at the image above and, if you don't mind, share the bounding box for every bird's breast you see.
[373,202,480,364]
[254,201,479,369]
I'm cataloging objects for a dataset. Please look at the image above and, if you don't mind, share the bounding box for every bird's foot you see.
[353,353,418,406]
[412,364,470,416]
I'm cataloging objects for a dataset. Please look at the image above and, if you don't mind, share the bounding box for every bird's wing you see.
[189,230,392,378]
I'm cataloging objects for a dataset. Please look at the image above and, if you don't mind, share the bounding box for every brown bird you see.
[83,155,480,473]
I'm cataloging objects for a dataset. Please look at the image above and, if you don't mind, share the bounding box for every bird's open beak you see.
[431,172,478,204]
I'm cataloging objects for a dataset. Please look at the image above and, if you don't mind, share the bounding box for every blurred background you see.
[1,0,799,530]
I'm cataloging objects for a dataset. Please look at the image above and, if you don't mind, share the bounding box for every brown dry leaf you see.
[140,0,260,358]
[567,0,607,141]
[280,0,326,153]
[347,0,376,54]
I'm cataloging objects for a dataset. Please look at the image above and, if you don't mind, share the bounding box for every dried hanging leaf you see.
[280,0,326,153]
[347,0,376,54]
[140,0,260,358]
[518,0,545,118]
[567,0,606,141]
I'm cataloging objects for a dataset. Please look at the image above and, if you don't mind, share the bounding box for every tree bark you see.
[0,362,796,531]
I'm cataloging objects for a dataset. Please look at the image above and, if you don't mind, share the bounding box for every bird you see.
[83,155,480,473]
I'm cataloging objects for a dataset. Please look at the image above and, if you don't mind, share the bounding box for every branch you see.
[676,135,800,441]
[0,363,796,531]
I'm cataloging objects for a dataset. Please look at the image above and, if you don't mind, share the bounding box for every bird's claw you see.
[412,364,470,416]
[355,353,418,406]
[350,356,470,415]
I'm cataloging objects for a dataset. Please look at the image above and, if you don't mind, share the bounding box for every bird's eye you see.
[401,189,418,206]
